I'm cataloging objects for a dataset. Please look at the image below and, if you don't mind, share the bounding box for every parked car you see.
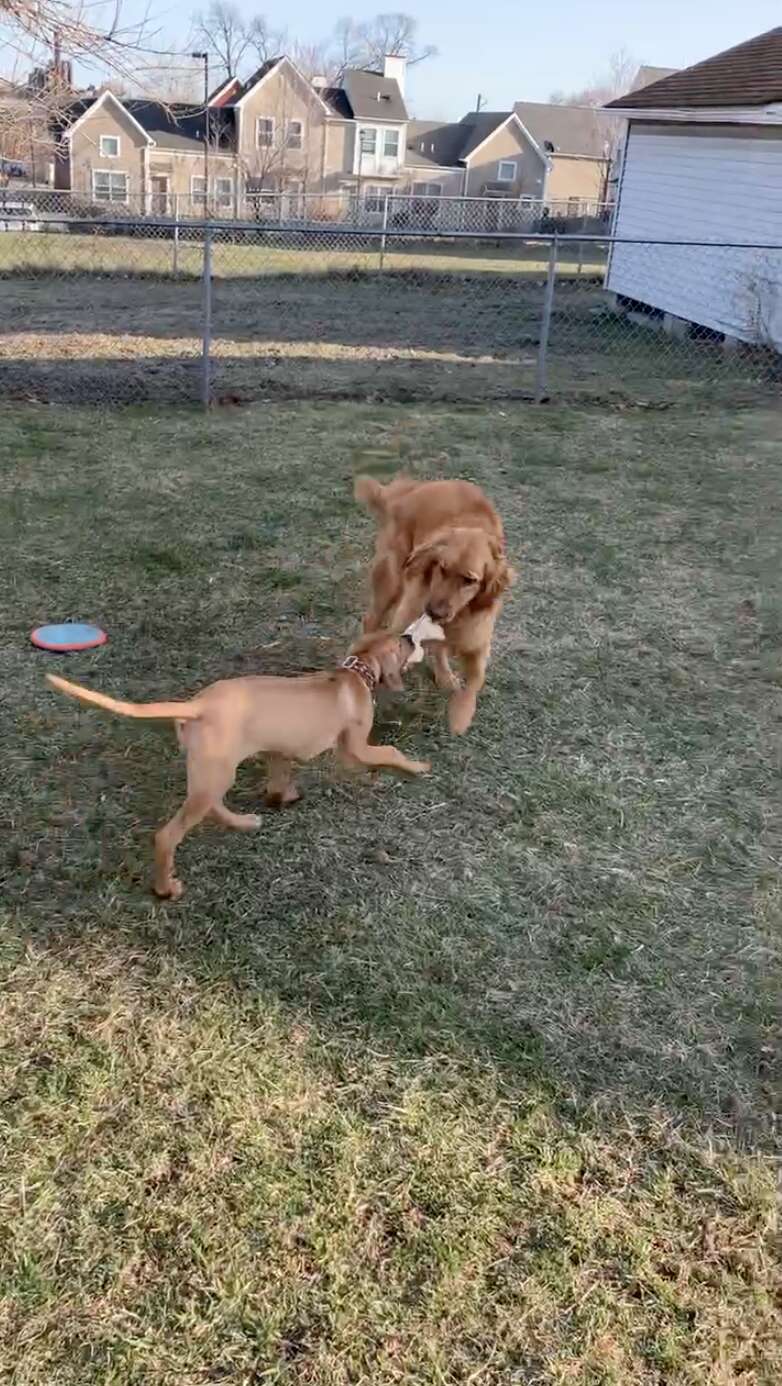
[0,159,28,179]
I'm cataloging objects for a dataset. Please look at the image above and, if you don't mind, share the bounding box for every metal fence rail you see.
[0,214,779,409]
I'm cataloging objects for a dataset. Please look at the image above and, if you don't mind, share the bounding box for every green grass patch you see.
[0,398,780,1382]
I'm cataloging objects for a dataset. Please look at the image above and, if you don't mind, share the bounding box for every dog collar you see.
[340,655,377,694]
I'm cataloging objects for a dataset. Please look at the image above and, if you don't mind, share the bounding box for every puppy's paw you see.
[266,789,302,809]
[448,690,476,736]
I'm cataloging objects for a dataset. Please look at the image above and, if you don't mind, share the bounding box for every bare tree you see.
[191,2,284,79]
[550,47,638,106]
[328,13,435,81]
[290,39,333,83]
[131,57,202,103]
[357,13,436,70]
[192,1,251,78]
[246,15,286,71]
[0,0,158,84]
[330,18,364,81]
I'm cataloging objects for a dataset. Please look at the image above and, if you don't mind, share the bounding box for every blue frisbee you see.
[31,622,108,653]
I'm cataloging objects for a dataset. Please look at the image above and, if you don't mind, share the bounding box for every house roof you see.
[340,67,408,122]
[321,86,352,118]
[58,96,234,151]
[231,59,280,103]
[406,119,470,168]
[458,111,513,158]
[208,75,243,107]
[630,65,678,92]
[406,112,523,169]
[513,101,617,158]
[608,27,782,109]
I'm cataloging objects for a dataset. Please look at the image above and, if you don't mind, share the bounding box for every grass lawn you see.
[0,229,606,280]
[1,398,780,1383]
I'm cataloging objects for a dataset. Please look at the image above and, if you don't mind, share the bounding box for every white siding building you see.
[605,28,782,351]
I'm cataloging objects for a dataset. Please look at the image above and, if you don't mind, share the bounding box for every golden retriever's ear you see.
[404,541,436,577]
[474,547,516,607]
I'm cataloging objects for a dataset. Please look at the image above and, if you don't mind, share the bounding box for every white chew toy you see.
[403,613,446,665]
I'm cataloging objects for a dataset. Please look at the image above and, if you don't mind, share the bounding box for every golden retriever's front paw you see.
[155,877,184,901]
[411,759,432,775]
[434,668,460,692]
[448,690,476,736]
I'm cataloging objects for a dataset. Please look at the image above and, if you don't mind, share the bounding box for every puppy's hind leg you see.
[153,757,235,900]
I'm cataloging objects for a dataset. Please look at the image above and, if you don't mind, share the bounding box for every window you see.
[566,197,580,217]
[99,135,119,158]
[256,117,275,148]
[363,184,386,213]
[92,169,127,203]
[215,176,233,210]
[286,119,303,150]
[359,127,377,155]
[191,175,207,208]
[413,181,442,197]
[497,159,517,182]
[383,128,399,159]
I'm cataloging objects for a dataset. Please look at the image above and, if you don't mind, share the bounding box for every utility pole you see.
[475,93,485,113]
[191,51,209,212]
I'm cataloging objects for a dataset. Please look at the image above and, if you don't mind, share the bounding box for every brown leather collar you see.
[340,654,377,694]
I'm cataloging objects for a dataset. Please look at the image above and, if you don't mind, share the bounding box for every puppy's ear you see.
[378,644,405,691]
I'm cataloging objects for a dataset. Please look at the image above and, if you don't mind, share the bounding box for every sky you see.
[16,0,782,118]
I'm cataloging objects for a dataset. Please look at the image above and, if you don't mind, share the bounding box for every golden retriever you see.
[47,631,430,900]
[354,475,515,734]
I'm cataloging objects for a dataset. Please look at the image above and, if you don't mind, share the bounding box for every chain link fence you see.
[1,212,779,409]
[0,185,613,234]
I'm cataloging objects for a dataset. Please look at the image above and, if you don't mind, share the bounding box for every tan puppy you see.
[47,632,430,900]
[355,475,515,734]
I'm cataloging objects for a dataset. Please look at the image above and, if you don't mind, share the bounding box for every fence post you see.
[200,224,213,410]
[535,234,558,403]
[379,193,389,271]
[172,192,180,277]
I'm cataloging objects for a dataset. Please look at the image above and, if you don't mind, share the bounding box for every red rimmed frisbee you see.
[31,622,108,653]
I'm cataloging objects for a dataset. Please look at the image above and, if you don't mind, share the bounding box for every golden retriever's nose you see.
[426,604,448,622]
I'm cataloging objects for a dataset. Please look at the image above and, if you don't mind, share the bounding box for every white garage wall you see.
[607,124,782,348]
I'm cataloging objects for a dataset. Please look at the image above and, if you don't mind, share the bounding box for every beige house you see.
[52,57,617,217]
[403,111,547,202]
[54,89,238,211]
[53,55,411,213]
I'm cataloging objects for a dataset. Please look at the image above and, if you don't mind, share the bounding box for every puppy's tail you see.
[353,474,389,521]
[46,673,203,721]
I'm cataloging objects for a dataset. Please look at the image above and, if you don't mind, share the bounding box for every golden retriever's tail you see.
[46,673,203,721]
[353,475,389,521]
